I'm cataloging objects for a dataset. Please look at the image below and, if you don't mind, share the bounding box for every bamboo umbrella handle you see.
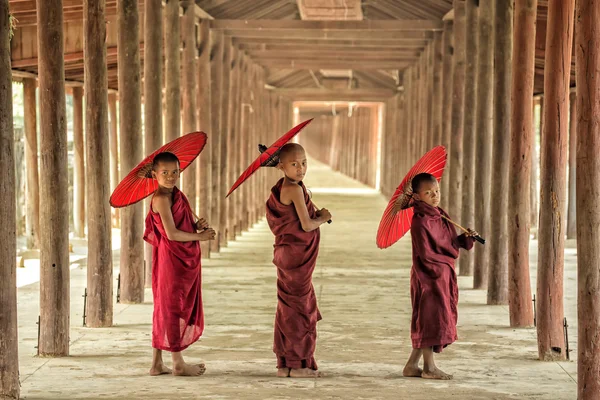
[312,202,332,224]
[441,215,485,244]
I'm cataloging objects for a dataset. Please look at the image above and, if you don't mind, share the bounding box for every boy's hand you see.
[317,208,332,222]
[195,218,209,231]
[198,228,216,241]
[392,197,402,214]
[466,229,479,237]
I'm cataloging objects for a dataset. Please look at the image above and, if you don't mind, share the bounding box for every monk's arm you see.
[288,185,327,232]
[457,233,475,251]
[153,196,203,242]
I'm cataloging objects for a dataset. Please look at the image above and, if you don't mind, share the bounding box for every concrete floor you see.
[15,160,577,400]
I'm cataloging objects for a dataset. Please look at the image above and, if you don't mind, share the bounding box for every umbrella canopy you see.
[376,146,447,249]
[110,131,207,208]
[226,118,313,198]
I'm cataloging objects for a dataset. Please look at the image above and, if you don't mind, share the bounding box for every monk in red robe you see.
[395,173,477,380]
[266,143,332,378]
[143,152,216,377]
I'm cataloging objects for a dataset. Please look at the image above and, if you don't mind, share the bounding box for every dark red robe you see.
[410,200,474,353]
[143,187,204,352]
[266,178,322,370]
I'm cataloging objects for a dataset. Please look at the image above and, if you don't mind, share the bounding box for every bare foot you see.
[149,363,172,376]
[173,362,206,377]
[422,367,453,380]
[277,368,290,378]
[402,365,423,378]
[289,368,322,378]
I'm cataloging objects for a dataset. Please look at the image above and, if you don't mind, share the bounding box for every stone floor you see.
[15,160,577,399]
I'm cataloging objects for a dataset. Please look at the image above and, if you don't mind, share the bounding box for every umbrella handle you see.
[441,215,485,245]
[312,202,332,224]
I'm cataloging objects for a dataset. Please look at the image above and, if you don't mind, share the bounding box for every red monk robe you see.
[266,178,322,370]
[410,200,474,353]
[143,187,204,352]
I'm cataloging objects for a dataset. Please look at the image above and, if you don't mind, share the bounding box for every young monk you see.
[143,151,216,377]
[265,143,332,378]
[395,173,478,380]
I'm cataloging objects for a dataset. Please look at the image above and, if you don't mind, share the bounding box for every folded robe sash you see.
[410,200,474,353]
[143,186,204,352]
[266,178,322,370]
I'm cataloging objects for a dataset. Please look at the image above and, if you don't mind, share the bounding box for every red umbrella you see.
[110,131,207,208]
[226,118,313,198]
[376,146,447,249]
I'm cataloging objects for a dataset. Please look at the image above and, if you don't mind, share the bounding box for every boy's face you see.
[151,161,180,189]
[278,149,308,183]
[413,180,440,208]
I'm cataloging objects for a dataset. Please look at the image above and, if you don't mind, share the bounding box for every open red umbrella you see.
[110,131,207,208]
[376,146,447,249]
[226,118,313,198]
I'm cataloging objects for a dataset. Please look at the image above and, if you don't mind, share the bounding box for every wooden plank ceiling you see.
[8,0,558,96]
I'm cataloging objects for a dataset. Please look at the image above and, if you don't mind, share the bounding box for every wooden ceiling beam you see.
[272,87,396,101]
[210,19,443,30]
[223,29,434,40]
[255,59,410,69]
[238,43,424,53]
[245,49,420,58]
[234,37,429,48]
[246,52,418,62]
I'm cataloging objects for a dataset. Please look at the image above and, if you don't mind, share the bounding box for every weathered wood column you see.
[84,0,113,327]
[209,29,224,253]
[473,0,494,289]
[197,19,211,258]
[227,47,241,240]
[108,93,119,227]
[165,0,181,143]
[449,0,466,222]
[73,87,86,238]
[233,53,245,237]
[531,97,541,232]
[432,31,443,147]
[566,92,576,239]
[144,0,164,285]
[37,0,71,355]
[536,0,574,361]
[0,2,20,395]
[219,37,232,247]
[23,78,40,249]
[440,20,453,211]
[508,0,536,327]
[487,0,512,305]
[239,56,251,232]
[459,0,477,277]
[575,0,600,395]
[182,1,197,211]
[118,0,145,303]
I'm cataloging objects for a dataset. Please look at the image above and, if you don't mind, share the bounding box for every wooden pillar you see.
[432,31,443,147]
[182,1,197,210]
[459,0,477,277]
[84,0,113,327]
[473,0,494,289]
[23,78,40,250]
[219,37,232,247]
[0,1,20,395]
[227,47,241,240]
[164,0,181,143]
[531,97,541,231]
[449,0,466,222]
[73,87,86,238]
[37,0,70,356]
[566,92,576,239]
[440,20,454,211]
[508,0,536,327]
[197,19,211,258]
[426,42,434,151]
[209,30,223,253]
[575,0,600,394]
[487,0,512,305]
[118,0,144,303]
[239,56,251,232]
[108,93,119,227]
[536,0,574,361]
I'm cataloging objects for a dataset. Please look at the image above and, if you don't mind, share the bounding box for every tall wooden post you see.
[219,37,232,247]
[73,87,86,238]
[84,0,113,327]
[209,30,223,253]
[531,97,541,231]
[182,1,197,211]
[197,19,211,258]
[144,0,163,285]
[118,0,144,303]
[165,0,181,143]
[108,93,119,227]
[508,0,536,327]
[536,0,574,361]
[233,53,244,237]
[227,47,241,240]
[440,20,453,211]
[239,56,251,232]
[459,0,477,277]
[487,0,512,305]
[432,32,443,147]
[0,1,19,395]
[23,78,40,249]
[566,92,576,239]
[37,0,71,356]
[576,0,600,395]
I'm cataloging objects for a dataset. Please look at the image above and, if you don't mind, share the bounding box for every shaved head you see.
[278,143,306,162]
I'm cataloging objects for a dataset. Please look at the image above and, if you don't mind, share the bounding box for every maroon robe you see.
[410,200,474,353]
[143,187,204,352]
[266,178,322,370]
